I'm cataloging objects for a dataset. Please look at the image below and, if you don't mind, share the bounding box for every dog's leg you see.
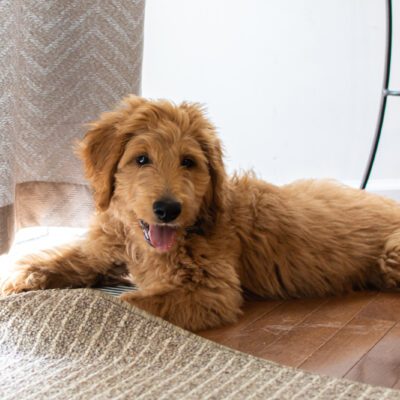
[120,282,243,331]
[375,230,400,290]
[1,240,126,295]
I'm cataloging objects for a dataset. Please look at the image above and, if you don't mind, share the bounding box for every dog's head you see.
[79,95,226,253]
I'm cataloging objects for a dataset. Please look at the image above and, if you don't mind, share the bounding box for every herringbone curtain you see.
[0,0,145,254]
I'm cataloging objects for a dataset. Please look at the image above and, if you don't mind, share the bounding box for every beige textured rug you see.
[0,289,398,400]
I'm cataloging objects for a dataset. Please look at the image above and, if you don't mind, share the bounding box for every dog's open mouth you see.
[139,220,177,252]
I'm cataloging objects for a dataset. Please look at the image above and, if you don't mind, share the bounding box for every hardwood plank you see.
[198,299,282,342]
[357,292,400,322]
[392,378,400,390]
[220,298,328,356]
[198,292,400,388]
[303,292,377,326]
[245,297,328,333]
[345,324,400,387]
[299,317,394,378]
[258,324,336,366]
[258,293,376,367]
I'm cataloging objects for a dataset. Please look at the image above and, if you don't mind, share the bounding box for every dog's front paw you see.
[119,289,215,331]
[1,262,51,295]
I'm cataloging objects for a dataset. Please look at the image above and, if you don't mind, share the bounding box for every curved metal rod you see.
[361,0,393,189]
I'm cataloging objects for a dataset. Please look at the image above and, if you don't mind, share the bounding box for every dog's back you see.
[229,176,400,298]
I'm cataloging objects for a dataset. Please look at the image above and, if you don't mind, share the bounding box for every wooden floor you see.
[199,291,400,389]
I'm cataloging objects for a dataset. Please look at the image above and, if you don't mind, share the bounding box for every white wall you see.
[142,1,400,195]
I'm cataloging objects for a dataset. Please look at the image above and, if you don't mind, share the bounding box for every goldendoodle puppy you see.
[3,95,400,331]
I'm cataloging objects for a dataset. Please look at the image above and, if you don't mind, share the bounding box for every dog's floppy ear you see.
[78,95,146,211]
[197,123,227,231]
[201,134,227,221]
[180,102,227,230]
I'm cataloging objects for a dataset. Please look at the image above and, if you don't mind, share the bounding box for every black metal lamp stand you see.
[361,0,400,189]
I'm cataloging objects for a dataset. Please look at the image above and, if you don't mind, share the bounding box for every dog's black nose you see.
[153,200,182,222]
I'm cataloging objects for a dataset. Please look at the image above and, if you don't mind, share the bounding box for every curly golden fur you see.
[3,95,400,331]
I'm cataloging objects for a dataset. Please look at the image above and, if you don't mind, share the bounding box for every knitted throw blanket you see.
[0,289,397,399]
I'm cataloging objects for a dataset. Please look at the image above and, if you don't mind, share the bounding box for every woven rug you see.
[0,289,398,400]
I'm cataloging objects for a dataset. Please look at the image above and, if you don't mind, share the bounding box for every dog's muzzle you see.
[139,219,204,253]
[139,220,178,252]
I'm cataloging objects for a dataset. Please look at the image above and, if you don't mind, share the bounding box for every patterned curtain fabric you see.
[0,0,145,254]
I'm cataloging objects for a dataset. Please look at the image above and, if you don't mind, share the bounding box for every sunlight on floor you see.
[0,227,87,281]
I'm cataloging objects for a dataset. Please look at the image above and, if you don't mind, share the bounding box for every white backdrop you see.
[142,0,400,196]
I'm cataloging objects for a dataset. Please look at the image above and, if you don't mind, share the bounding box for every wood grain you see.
[198,291,400,389]
[299,316,394,377]
[357,292,400,322]
[199,298,282,342]
[345,324,400,387]
[259,293,375,366]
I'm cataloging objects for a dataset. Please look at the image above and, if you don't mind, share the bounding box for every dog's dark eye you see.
[181,158,195,168]
[136,155,150,166]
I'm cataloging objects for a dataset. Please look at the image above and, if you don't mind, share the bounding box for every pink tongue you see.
[149,225,177,252]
